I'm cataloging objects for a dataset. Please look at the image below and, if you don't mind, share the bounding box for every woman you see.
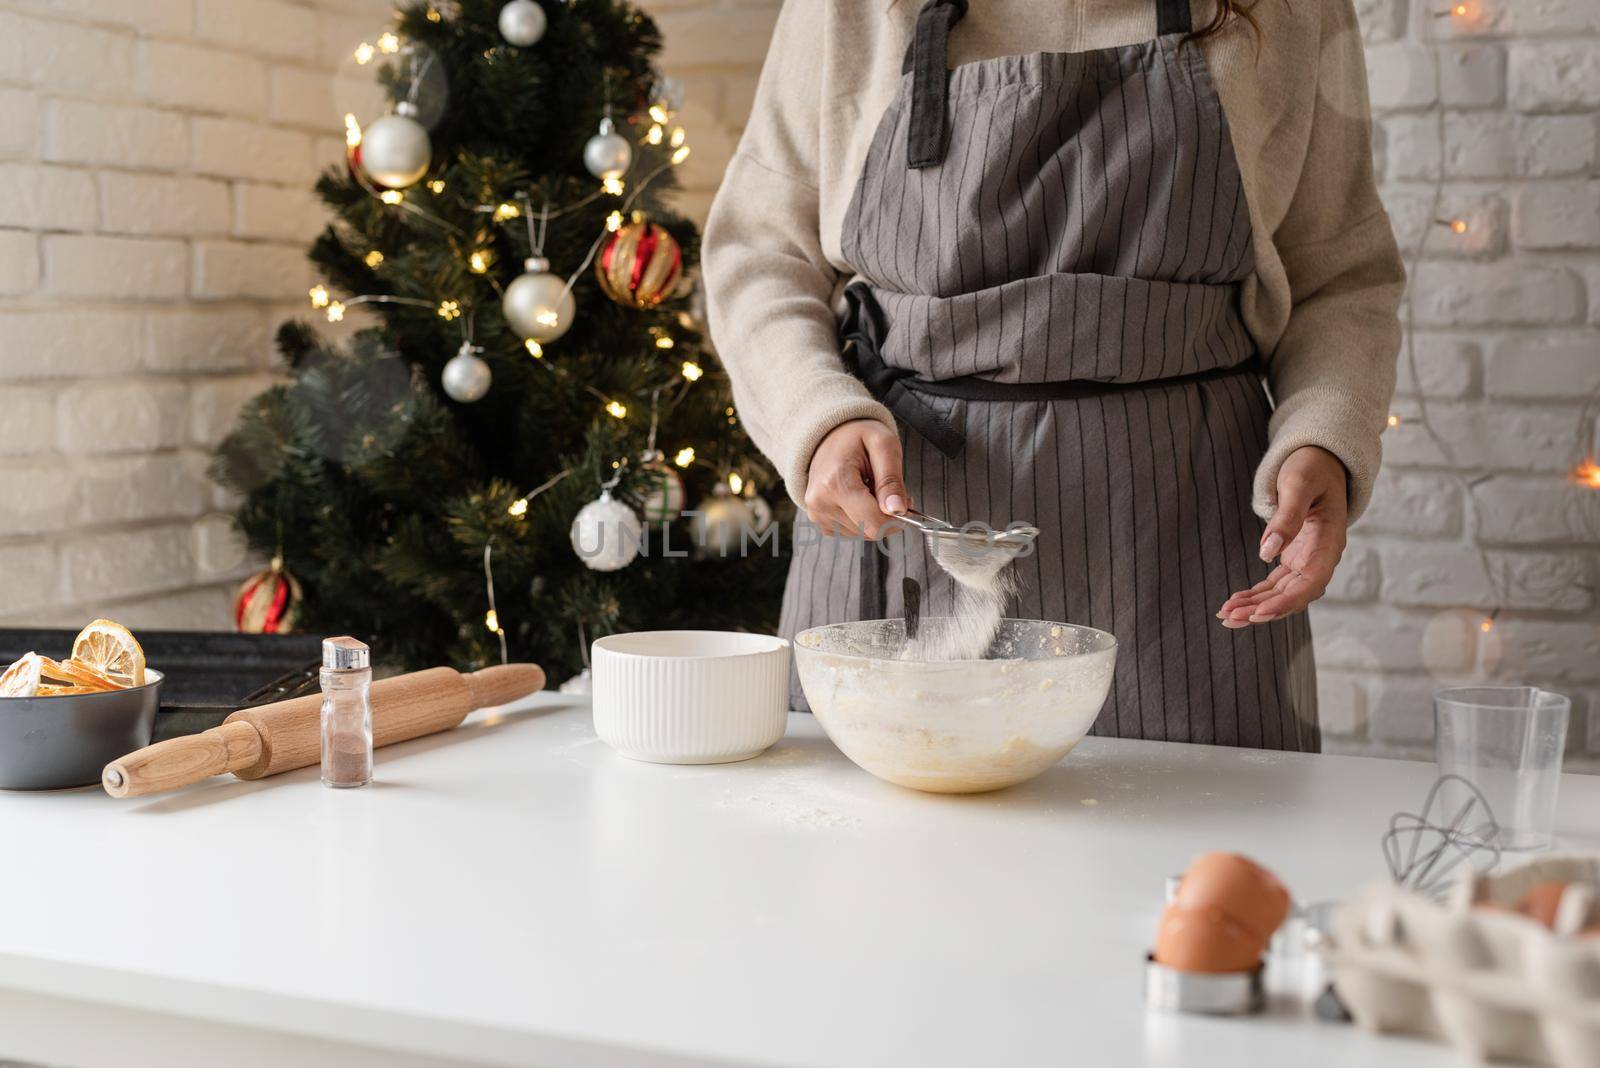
[703,0,1403,751]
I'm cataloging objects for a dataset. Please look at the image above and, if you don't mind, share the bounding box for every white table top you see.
[2,695,1597,1067]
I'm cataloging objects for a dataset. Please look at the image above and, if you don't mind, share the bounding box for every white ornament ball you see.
[497,0,546,45]
[441,348,492,402]
[637,458,686,522]
[583,117,633,181]
[692,488,755,558]
[360,111,431,188]
[503,257,575,342]
[746,493,773,534]
[570,490,643,571]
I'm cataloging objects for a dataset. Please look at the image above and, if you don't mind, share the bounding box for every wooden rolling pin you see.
[102,663,544,798]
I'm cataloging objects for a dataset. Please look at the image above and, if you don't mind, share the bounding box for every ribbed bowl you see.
[591,631,790,764]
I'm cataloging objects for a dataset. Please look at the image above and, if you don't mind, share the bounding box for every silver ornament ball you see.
[360,111,432,188]
[583,117,633,181]
[570,491,643,571]
[746,493,773,534]
[441,349,492,402]
[502,258,576,342]
[497,0,546,45]
[692,490,754,558]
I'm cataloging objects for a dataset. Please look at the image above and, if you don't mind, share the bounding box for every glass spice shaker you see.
[320,636,373,788]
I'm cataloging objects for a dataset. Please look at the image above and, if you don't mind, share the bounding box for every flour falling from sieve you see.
[903,546,1016,662]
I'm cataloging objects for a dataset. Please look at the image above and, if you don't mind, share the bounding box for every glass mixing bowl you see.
[794,619,1117,794]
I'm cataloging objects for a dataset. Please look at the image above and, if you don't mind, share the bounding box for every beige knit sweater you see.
[702,0,1404,521]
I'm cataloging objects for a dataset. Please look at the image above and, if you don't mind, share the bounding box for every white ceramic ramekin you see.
[590,631,791,764]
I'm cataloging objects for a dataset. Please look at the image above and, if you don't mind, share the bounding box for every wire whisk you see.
[1382,774,1503,899]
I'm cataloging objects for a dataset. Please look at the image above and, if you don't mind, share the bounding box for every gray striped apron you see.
[779,0,1319,751]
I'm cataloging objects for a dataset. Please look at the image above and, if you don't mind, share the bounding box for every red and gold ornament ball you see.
[595,215,683,309]
[233,555,302,634]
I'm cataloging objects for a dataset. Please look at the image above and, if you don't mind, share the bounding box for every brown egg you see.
[1517,882,1572,930]
[1170,852,1292,946]
[1154,905,1262,974]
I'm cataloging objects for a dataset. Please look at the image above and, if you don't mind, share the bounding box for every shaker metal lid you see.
[322,636,370,671]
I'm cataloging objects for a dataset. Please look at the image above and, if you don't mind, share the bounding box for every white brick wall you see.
[1,0,1594,771]
[0,0,392,631]
[1343,0,1600,770]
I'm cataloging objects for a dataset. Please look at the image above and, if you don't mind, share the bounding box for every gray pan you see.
[0,671,163,790]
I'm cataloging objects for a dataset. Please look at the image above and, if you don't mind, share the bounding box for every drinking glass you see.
[1434,686,1570,851]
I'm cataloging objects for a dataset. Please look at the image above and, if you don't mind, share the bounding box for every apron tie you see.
[840,282,966,458]
[902,0,967,169]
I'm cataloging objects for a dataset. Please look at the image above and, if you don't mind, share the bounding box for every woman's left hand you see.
[1217,446,1349,628]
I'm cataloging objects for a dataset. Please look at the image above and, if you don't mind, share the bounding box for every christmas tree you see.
[212,0,785,681]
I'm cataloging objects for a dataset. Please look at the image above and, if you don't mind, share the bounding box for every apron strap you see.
[840,282,966,457]
[902,0,967,169]
[1156,0,1193,35]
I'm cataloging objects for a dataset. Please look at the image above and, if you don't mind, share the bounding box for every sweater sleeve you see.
[1251,0,1406,524]
[702,0,894,507]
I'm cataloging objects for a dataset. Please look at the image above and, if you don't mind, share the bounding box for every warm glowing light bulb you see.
[606,210,623,232]
[646,124,663,145]
[649,104,669,124]
[605,400,627,419]
[380,189,404,205]
[468,250,491,273]
[426,6,441,20]
[1479,617,1494,633]
[377,31,400,53]
[508,498,528,518]
[326,301,346,322]
[729,472,744,494]
[1449,218,1468,234]
[428,179,446,194]
[1570,457,1600,489]
[655,336,674,349]
[309,284,330,308]
[493,202,520,221]
[438,300,461,320]
[602,176,625,196]
[674,446,695,467]
[1453,3,1467,14]
[669,126,686,148]
[353,42,375,64]
[485,608,501,633]
[670,145,691,165]
[680,360,703,382]
[364,250,384,267]
[535,309,559,328]
[1387,413,1401,428]
[344,114,362,148]
[524,339,543,358]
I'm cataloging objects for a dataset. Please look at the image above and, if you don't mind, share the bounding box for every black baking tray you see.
[0,629,327,741]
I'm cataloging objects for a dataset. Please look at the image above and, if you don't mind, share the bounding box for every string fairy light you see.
[364,250,384,267]
[674,446,695,467]
[680,360,703,382]
[482,541,508,664]
[506,469,573,519]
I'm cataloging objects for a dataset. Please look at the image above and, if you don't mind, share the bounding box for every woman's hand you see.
[1217,446,1349,628]
[803,419,908,539]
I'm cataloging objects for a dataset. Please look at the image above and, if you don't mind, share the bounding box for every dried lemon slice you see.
[37,683,101,697]
[39,656,120,692]
[0,653,43,698]
[70,620,146,688]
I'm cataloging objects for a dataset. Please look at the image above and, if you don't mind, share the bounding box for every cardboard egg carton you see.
[1326,853,1600,1068]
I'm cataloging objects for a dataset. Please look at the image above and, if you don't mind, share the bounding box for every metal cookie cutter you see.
[1144,954,1266,1016]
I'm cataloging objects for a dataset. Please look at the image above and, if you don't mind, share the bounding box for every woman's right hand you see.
[803,419,909,539]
